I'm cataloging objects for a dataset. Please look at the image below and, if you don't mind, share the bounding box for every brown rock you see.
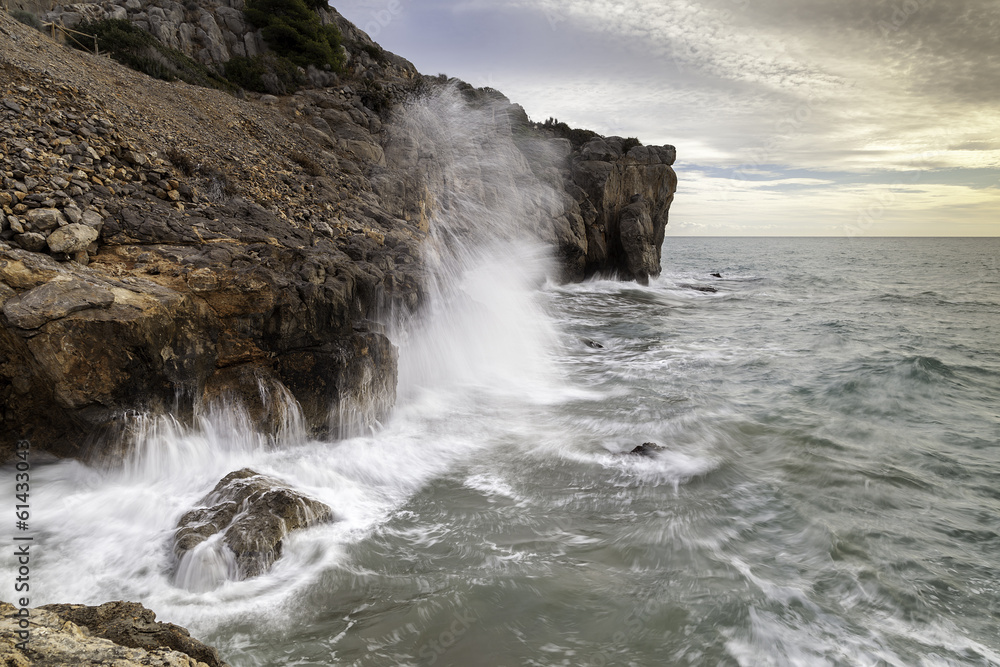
[46,223,100,254]
[37,601,229,667]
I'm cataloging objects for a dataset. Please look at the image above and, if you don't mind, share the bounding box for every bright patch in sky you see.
[335,0,1000,235]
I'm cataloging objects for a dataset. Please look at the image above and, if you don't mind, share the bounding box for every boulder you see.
[25,207,66,233]
[173,468,333,590]
[46,223,99,254]
[13,231,47,252]
[81,208,105,230]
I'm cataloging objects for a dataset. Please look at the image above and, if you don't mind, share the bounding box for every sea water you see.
[4,236,999,667]
[2,87,998,665]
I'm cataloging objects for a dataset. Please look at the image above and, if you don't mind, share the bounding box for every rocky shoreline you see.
[1,3,675,662]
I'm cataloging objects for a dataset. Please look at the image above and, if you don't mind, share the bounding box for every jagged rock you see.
[618,194,658,280]
[0,6,677,465]
[570,137,677,284]
[173,468,333,590]
[80,208,105,230]
[0,601,228,667]
[46,223,99,254]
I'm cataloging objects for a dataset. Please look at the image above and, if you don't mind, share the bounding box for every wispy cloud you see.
[334,0,1000,235]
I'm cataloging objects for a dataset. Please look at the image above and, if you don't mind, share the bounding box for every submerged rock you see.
[679,283,718,293]
[173,468,333,590]
[0,601,228,667]
[629,442,666,456]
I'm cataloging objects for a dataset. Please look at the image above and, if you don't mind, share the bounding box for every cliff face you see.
[0,10,419,459]
[0,4,676,461]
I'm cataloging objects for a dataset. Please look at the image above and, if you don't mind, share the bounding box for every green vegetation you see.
[11,10,44,32]
[536,117,598,149]
[72,19,234,91]
[359,42,387,64]
[243,0,344,72]
[225,54,303,95]
[622,137,643,153]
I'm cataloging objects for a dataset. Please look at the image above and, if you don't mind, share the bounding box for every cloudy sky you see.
[333,0,999,236]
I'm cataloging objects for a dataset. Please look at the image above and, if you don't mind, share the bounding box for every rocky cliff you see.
[0,2,676,462]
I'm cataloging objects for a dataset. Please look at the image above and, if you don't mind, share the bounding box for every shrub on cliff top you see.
[243,0,345,72]
[622,137,643,154]
[537,117,598,149]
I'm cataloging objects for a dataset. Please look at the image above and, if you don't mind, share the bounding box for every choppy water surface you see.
[4,236,999,666]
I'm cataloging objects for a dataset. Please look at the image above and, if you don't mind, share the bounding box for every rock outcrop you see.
[376,88,677,284]
[571,139,677,283]
[0,601,228,666]
[173,468,333,591]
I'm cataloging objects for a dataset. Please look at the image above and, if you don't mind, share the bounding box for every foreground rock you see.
[173,468,333,590]
[0,601,228,667]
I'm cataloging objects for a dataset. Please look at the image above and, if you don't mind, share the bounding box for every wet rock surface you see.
[629,442,666,456]
[173,468,334,586]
